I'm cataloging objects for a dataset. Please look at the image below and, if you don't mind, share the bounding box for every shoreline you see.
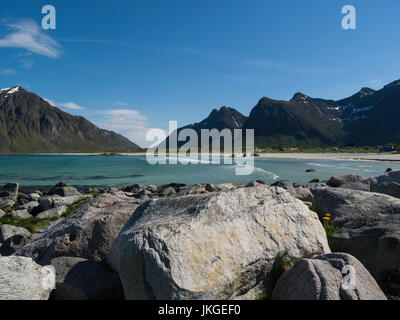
[2,152,400,162]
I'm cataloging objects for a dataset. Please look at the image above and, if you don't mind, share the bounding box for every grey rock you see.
[311,187,400,285]
[0,256,55,300]
[50,256,124,300]
[271,253,386,300]
[1,234,32,256]
[270,180,289,189]
[162,187,176,197]
[48,182,81,197]
[287,186,313,202]
[0,225,31,242]
[0,198,16,208]
[0,208,5,218]
[36,206,67,219]
[370,171,400,198]
[0,182,19,199]
[246,180,265,188]
[327,174,370,191]
[18,201,39,213]
[205,183,217,192]
[215,182,236,191]
[28,193,41,200]
[39,195,89,211]
[371,182,400,199]
[5,209,31,219]
[108,186,330,300]
[17,193,143,265]
[146,185,158,193]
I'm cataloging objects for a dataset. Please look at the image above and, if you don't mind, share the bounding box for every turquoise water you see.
[0,155,399,187]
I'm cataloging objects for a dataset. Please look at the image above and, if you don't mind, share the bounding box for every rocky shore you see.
[0,170,399,300]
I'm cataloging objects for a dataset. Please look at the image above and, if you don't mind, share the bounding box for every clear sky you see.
[0,0,399,147]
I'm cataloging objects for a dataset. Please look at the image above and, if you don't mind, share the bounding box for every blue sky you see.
[0,0,400,147]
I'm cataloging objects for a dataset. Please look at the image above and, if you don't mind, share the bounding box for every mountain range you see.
[0,86,141,153]
[1,79,400,153]
[170,79,400,147]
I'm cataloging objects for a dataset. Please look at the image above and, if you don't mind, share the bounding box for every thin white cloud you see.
[0,68,16,75]
[242,58,344,74]
[19,59,35,69]
[0,19,63,58]
[116,101,129,106]
[44,98,85,110]
[97,109,165,147]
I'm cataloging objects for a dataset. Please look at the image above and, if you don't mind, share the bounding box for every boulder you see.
[0,225,31,243]
[0,256,55,300]
[18,201,39,213]
[108,186,330,300]
[370,171,400,198]
[371,182,400,199]
[161,187,176,197]
[0,234,32,256]
[28,193,41,201]
[0,198,16,208]
[4,209,31,219]
[50,256,124,300]
[17,193,143,265]
[246,180,265,188]
[215,182,236,191]
[327,174,370,191]
[0,208,5,218]
[48,182,81,197]
[146,185,158,193]
[271,253,386,300]
[36,206,67,219]
[39,195,89,211]
[158,183,187,195]
[0,182,19,199]
[287,186,313,202]
[270,180,289,189]
[311,187,400,285]
[205,183,217,192]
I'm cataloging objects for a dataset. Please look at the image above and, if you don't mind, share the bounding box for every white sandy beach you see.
[26,152,400,162]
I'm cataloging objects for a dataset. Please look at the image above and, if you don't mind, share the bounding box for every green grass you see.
[0,198,89,233]
[324,223,340,236]
[0,216,59,233]
[257,293,270,300]
[61,198,88,217]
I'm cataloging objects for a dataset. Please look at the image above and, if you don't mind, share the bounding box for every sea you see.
[0,155,399,187]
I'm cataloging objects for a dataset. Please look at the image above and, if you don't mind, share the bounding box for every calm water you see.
[0,155,399,187]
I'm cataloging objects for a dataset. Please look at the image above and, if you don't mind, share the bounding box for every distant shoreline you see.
[1,152,400,162]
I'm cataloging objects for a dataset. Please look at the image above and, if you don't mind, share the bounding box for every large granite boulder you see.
[271,253,386,300]
[0,256,55,300]
[0,224,31,243]
[17,193,143,265]
[311,187,400,285]
[50,256,124,300]
[108,186,330,300]
[327,174,370,191]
